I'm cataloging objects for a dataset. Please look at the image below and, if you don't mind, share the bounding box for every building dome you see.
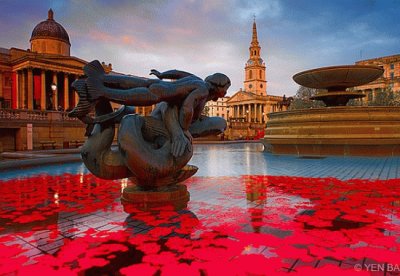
[30,9,71,56]
[30,9,70,45]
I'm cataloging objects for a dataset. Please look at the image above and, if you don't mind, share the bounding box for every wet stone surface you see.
[0,143,399,275]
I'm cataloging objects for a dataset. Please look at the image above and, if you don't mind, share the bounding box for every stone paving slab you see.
[0,143,399,274]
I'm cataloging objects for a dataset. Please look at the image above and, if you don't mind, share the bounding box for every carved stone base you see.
[121,184,190,212]
[262,106,400,156]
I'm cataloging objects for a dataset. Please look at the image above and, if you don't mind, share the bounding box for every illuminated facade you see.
[354,54,400,102]
[0,9,113,151]
[0,9,112,111]
[205,96,230,119]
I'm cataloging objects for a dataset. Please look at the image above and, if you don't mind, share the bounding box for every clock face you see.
[248,60,253,65]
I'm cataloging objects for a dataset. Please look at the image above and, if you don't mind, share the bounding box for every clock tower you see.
[244,19,267,96]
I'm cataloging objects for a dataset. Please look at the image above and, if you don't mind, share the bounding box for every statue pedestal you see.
[121,184,190,212]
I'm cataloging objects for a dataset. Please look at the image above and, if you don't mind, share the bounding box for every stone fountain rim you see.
[266,105,400,117]
[292,64,384,90]
[293,64,384,80]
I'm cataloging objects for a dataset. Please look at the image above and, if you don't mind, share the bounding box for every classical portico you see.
[0,10,93,111]
[10,57,83,111]
[0,9,112,151]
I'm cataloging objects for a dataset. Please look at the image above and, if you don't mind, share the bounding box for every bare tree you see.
[367,87,400,106]
[288,86,325,110]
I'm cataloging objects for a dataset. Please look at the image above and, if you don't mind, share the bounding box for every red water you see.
[0,174,399,275]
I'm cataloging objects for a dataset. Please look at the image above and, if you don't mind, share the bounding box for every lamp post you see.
[50,83,57,110]
[262,112,265,123]
[246,110,249,122]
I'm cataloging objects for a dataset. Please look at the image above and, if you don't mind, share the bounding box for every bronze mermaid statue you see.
[69,60,230,189]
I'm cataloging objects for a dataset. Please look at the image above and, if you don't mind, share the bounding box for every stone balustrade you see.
[0,108,79,122]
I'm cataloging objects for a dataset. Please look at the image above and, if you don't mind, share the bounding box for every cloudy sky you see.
[1,0,399,96]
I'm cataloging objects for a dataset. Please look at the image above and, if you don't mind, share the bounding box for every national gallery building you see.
[0,10,112,151]
[0,9,112,111]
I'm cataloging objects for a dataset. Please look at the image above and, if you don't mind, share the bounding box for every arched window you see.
[249,70,252,79]
[259,70,262,79]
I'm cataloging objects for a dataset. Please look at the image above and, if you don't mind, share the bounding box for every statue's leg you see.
[81,100,132,179]
[189,116,227,138]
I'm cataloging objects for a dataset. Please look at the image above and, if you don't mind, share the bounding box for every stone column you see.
[64,73,69,110]
[261,104,263,122]
[248,104,252,122]
[15,71,19,109]
[74,75,79,107]
[52,72,58,110]
[249,104,253,122]
[252,103,256,122]
[252,104,256,122]
[255,104,259,122]
[0,71,3,100]
[40,70,46,110]
[372,89,377,102]
[20,70,26,109]
[360,90,366,105]
[27,68,33,110]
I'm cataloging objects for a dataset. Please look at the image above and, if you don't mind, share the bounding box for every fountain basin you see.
[261,106,400,156]
[293,65,384,90]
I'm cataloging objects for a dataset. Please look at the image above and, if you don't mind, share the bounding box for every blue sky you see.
[1,0,399,96]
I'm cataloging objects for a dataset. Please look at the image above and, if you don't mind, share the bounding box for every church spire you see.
[244,18,267,96]
[249,19,261,60]
[251,18,259,47]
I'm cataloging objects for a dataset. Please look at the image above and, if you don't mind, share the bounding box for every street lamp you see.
[262,112,265,123]
[50,83,57,110]
[246,110,249,122]
[47,83,57,110]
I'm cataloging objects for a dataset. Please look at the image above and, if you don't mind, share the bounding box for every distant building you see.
[205,96,230,119]
[225,20,287,140]
[0,9,113,111]
[354,54,400,102]
[0,9,114,151]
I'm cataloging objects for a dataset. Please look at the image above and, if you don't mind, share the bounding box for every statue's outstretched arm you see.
[150,69,193,80]
[103,74,159,89]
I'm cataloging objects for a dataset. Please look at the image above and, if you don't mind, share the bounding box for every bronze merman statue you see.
[69,60,230,190]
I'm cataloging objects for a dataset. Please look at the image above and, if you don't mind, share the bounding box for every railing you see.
[229,121,265,130]
[0,109,21,120]
[0,108,79,122]
[27,110,48,121]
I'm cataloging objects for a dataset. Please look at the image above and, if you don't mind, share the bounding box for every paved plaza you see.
[0,143,399,275]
